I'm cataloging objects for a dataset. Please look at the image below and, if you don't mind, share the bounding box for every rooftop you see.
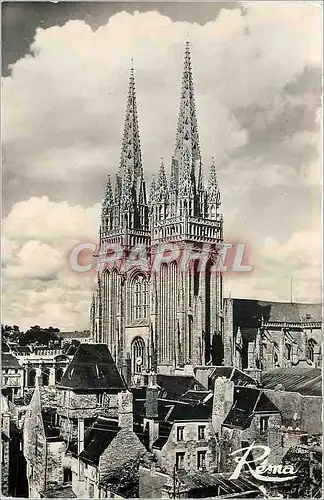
[157,374,206,400]
[57,343,126,391]
[208,366,258,389]
[232,299,322,326]
[177,470,262,497]
[1,352,21,368]
[262,367,322,397]
[223,386,279,430]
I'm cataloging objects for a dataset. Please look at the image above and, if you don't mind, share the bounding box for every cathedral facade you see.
[90,43,224,375]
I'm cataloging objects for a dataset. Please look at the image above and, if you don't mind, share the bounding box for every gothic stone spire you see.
[119,65,143,184]
[207,158,221,206]
[173,42,201,186]
[156,158,168,203]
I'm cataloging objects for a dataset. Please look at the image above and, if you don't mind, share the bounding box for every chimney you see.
[144,374,159,449]
[122,354,132,387]
[118,391,133,430]
[36,367,43,387]
[146,374,158,418]
[77,417,85,454]
[212,376,234,433]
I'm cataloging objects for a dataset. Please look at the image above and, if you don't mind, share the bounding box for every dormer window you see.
[96,365,104,379]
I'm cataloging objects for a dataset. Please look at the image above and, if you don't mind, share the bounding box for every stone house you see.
[1,395,11,496]
[11,344,72,390]
[1,393,28,497]
[23,385,65,498]
[68,391,153,498]
[1,352,24,402]
[56,343,127,443]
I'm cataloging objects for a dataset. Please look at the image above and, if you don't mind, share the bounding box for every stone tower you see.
[91,43,223,376]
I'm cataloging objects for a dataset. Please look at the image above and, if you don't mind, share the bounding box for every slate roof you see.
[223,386,279,430]
[152,422,172,450]
[12,346,32,355]
[262,367,322,396]
[177,470,262,496]
[57,343,126,390]
[179,390,211,403]
[156,374,206,400]
[40,486,76,498]
[233,299,322,326]
[1,352,21,368]
[208,366,258,390]
[166,401,211,423]
[78,417,120,465]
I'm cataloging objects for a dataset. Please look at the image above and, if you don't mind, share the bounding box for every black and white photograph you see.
[1,1,322,498]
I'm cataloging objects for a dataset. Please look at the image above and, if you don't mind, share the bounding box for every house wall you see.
[264,390,322,434]
[1,413,10,496]
[46,440,65,488]
[1,367,24,400]
[71,455,100,499]
[157,420,218,475]
[57,389,119,440]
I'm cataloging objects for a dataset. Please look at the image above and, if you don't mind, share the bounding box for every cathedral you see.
[90,43,224,375]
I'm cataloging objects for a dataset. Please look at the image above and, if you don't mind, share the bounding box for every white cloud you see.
[2,3,322,329]
[2,197,99,330]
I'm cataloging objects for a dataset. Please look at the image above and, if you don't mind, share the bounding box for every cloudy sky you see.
[2,1,322,330]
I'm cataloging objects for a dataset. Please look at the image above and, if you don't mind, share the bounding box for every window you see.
[260,417,269,435]
[89,482,94,498]
[198,425,205,440]
[308,339,317,363]
[96,365,104,379]
[285,343,291,360]
[197,450,207,470]
[176,426,184,441]
[131,275,149,322]
[176,452,185,470]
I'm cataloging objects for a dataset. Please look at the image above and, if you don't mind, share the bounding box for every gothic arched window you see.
[308,339,317,363]
[130,274,148,322]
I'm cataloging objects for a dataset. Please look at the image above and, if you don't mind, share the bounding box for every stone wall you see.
[1,413,10,496]
[99,428,148,475]
[264,389,322,434]
[157,420,218,475]
[46,440,65,487]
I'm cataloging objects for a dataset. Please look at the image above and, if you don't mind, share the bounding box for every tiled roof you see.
[177,470,262,496]
[57,343,126,390]
[233,299,322,325]
[1,352,21,368]
[262,367,322,396]
[157,374,206,400]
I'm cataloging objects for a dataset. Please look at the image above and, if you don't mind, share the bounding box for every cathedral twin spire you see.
[101,42,221,236]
